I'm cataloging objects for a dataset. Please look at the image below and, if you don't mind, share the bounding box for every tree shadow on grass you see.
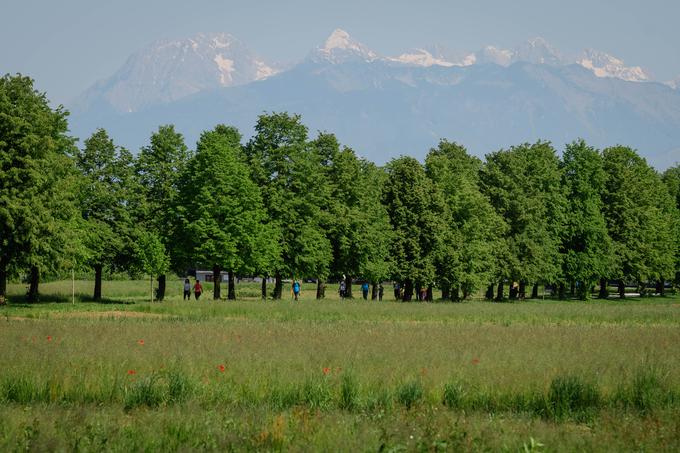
[2,294,136,306]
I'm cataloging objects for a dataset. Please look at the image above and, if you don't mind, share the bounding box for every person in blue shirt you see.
[292,280,301,301]
[362,282,369,300]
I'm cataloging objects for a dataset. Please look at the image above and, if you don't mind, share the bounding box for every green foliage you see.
[602,146,676,286]
[426,141,505,298]
[175,125,276,277]
[0,74,81,295]
[662,165,680,288]
[314,133,392,284]
[383,156,447,298]
[246,113,330,280]
[480,142,566,290]
[135,125,189,273]
[135,231,169,277]
[76,129,141,279]
[560,140,612,299]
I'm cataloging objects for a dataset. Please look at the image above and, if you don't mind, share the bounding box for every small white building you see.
[195,270,229,282]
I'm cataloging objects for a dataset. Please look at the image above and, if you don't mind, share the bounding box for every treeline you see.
[1,74,679,302]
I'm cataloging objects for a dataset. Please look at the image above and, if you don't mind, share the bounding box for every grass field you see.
[1,279,679,451]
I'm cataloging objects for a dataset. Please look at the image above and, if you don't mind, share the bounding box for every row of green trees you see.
[2,74,679,302]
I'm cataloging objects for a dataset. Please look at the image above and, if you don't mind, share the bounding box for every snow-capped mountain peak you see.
[388,49,454,67]
[665,76,680,90]
[312,29,378,63]
[388,47,476,68]
[513,37,563,65]
[577,49,649,82]
[475,46,514,66]
[73,32,279,114]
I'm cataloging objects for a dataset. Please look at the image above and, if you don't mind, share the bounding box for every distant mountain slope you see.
[72,32,277,114]
[69,30,680,169]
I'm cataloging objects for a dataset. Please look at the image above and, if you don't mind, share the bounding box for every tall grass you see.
[4,371,674,419]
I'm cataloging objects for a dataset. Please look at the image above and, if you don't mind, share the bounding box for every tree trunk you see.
[427,286,434,302]
[415,282,422,301]
[618,279,625,299]
[656,279,665,296]
[496,281,504,301]
[576,281,588,300]
[403,279,414,301]
[531,283,539,299]
[558,283,566,300]
[213,265,221,300]
[441,283,450,301]
[261,277,267,300]
[228,271,236,300]
[157,274,166,301]
[485,284,494,300]
[316,279,325,299]
[27,266,39,303]
[0,257,7,298]
[273,273,282,299]
[371,283,378,300]
[345,275,353,299]
[452,286,460,301]
[570,280,575,297]
[93,264,103,301]
[462,288,469,300]
[598,278,608,299]
[519,281,526,300]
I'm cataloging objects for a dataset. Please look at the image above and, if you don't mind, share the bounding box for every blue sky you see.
[3,0,679,105]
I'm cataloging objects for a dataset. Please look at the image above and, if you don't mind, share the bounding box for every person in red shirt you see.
[193,279,203,300]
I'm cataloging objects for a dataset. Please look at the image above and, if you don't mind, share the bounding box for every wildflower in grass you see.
[47,336,52,342]
[137,339,145,345]
[323,367,331,375]
[127,370,137,375]
[471,358,480,365]
[218,364,226,372]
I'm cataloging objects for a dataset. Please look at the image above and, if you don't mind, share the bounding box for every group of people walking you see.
[183,278,203,300]
[339,279,384,301]
[181,277,387,301]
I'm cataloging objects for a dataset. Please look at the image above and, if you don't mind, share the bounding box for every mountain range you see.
[69,29,680,169]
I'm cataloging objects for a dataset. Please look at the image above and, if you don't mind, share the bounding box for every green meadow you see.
[1,280,679,451]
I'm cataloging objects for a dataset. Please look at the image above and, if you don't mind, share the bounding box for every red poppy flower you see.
[471,358,480,365]
[322,367,331,375]
[218,364,226,372]
[137,339,145,345]
[46,336,52,342]
[127,370,136,375]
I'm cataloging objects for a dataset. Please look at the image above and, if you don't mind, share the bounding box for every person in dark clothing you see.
[183,278,191,300]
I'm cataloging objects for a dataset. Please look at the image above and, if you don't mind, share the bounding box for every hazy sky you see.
[3,0,680,105]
